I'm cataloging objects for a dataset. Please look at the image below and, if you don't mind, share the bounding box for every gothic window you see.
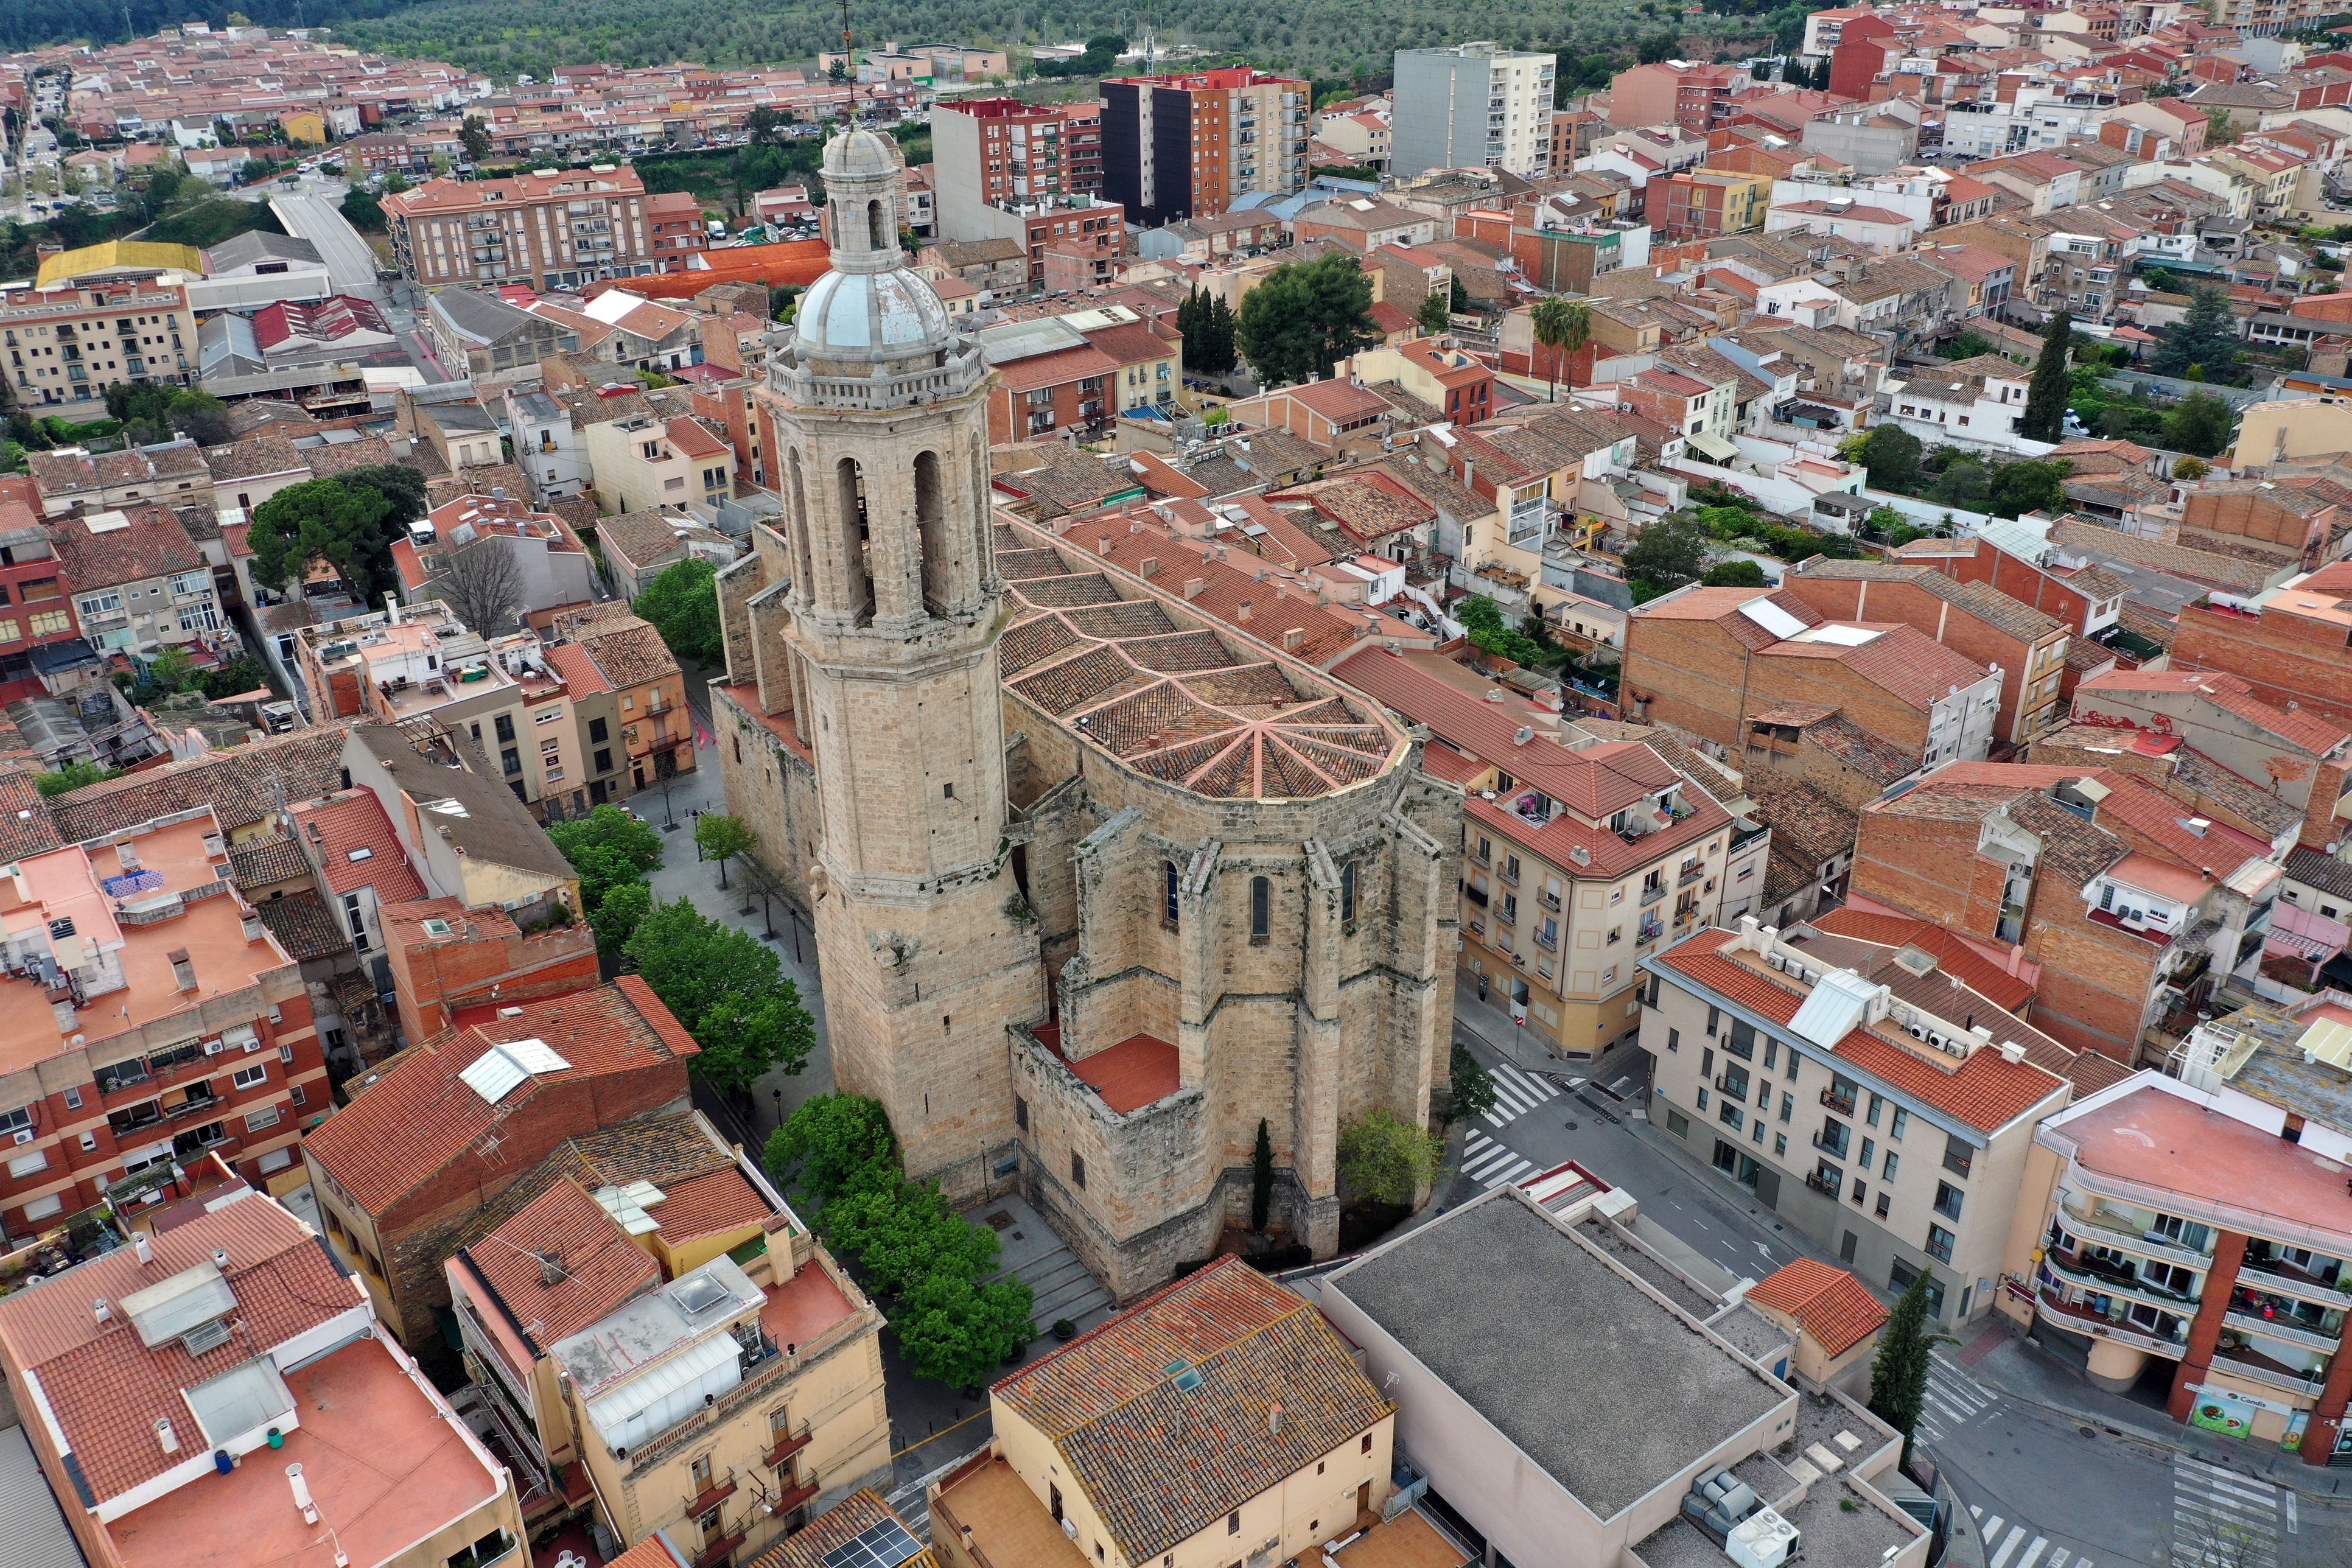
[1341,861,1358,925]
[1163,860,1180,925]
[1250,876,1270,942]
[915,449,950,614]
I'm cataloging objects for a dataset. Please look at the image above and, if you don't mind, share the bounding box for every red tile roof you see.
[2077,667,2350,756]
[305,978,698,1214]
[458,1176,659,1349]
[1804,908,2035,1013]
[542,639,613,697]
[649,1166,772,1245]
[1746,1259,1888,1356]
[1655,929,2067,1132]
[292,791,428,901]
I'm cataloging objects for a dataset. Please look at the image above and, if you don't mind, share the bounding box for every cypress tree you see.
[1868,1272,1953,1463]
[1251,1118,1275,1231]
[2017,309,2071,443]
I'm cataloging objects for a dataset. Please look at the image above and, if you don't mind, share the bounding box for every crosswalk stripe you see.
[2017,1537,2052,1568]
[1482,1158,1533,1188]
[1982,1516,2006,1545]
[1922,1393,1975,1429]
[1990,1525,2028,1568]
[2175,1456,2267,1488]
[1969,1505,1983,1519]
[1930,1376,1989,1413]
[2179,1471,2279,1508]
[2047,1550,2071,1568]
[1463,1146,1520,1178]
[2176,1485,2277,1516]
[1493,1061,1555,1100]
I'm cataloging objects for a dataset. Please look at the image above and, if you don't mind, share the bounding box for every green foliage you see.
[1455,593,1550,668]
[1620,511,1716,590]
[33,759,116,797]
[548,803,665,909]
[1984,458,2072,519]
[2163,391,2237,459]
[248,478,400,604]
[2018,310,2071,444]
[693,811,757,889]
[1853,422,1923,492]
[106,384,231,449]
[1236,251,1375,386]
[1251,1118,1275,1231]
[623,897,816,1090]
[2173,455,2211,480]
[587,879,654,951]
[1530,294,1592,398]
[2151,284,2242,383]
[1936,330,1993,361]
[1868,1271,1956,1463]
[340,187,386,231]
[1416,289,1451,335]
[459,114,492,162]
[1447,1042,1497,1125]
[144,197,285,250]
[1932,458,1989,511]
[143,645,195,693]
[1337,1108,1442,1206]
[766,1092,901,1214]
[634,558,724,666]
[1702,558,1768,587]
[1176,285,1237,377]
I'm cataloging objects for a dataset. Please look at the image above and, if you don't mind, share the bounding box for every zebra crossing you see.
[1459,1130,1538,1191]
[2169,1454,2281,1568]
[1481,1059,1563,1129]
[1968,1506,2096,1568]
[1917,1351,1996,1443]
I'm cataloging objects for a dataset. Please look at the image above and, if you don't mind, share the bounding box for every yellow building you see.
[2,273,197,408]
[444,1127,891,1566]
[930,1258,1395,1568]
[2228,395,2352,470]
[279,108,327,145]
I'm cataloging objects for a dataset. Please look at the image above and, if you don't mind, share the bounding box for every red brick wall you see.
[2172,602,2352,728]
[383,920,601,1048]
[1779,575,2040,741]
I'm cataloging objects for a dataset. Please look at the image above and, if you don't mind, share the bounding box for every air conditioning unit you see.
[203,1041,223,1055]
[11,1129,30,1146]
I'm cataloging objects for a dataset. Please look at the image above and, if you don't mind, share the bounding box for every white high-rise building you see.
[1391,42,1558,178]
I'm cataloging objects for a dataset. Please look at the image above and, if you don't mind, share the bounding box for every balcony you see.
[763,1428,811,1469]
[1640,883,1666,907]
[1679,864,1704,887]
[2239,1259,2352,1311]
[1805,1171,1843,1199]
[2227,1309,2342,1354]
[1821,1087,1857,1115]
[2042,1248,2200,1313]
[2032,1284,2188,1358]
[774,1477,819,1514]
[692,1531,745,1568]
[1813,1132,1851,1160]
[685,1471,737,1515]
[2212,1342,2329,1396]
[2056,1195,2214,1268]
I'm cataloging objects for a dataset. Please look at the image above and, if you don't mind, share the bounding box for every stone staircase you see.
[973,1195,1114,1335]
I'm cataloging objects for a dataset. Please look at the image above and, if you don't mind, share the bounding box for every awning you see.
[1687,431,1740,461]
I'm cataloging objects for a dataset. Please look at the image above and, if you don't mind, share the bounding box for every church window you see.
[1250,876,1270,942]
[1341,862,1358,925]
[867,198,886,250]
[1163,860,1180,925]
[915,450,949,614]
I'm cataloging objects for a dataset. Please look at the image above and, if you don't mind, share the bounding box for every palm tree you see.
[1530,295,1592,403]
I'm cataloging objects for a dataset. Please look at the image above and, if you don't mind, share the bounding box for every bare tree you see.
[436,542,527,635]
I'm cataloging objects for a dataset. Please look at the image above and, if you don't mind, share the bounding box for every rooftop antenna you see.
[838,0,859,124]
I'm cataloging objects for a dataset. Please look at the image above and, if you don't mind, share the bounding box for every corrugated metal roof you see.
[0,1423,88,1568]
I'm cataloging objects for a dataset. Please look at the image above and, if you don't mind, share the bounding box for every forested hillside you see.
[0,0,1803,83]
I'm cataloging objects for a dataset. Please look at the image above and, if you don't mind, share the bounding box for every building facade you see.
[1099,67,1312,227]
[1391,43,1558,178]
[388,167,663,291]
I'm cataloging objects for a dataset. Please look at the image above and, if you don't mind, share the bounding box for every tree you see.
[745,105,786,146]
[435,540,527,635]
[144,645,195,693]
[1335,1108,1442,1206]
[693,811,757,889]
[1202,295,1238,376]
[587,878,653,951]
[2163,391,2236,458]
[2018,309,2071,443]
[2173,455,2212,480]
[1250,1118,1275,1231]
[623,898,816,1090]
[1620,513,1715,592]
[894,1265,1035,1388]
[1868,1270,1955,1463]
[166,389,232,447]
[1416,288,1451,335]
[1984,457,2073,519]
[248,477,397,603]
[340,187,385,231]
[765,1091,900,1214]
[548,802,665,882]
[1702,559,1768,587]
[548,803,663,923]
[1932,457,1989,511]
[1235,250,1376,386]
[34,758,113,796]
[1854,422,1923,493]
[1530,295,1591,401]
[2152,284,2241,382]
[458,114,492,163]
[634,557,724,665]
[1455,593,1548,666]
[1447,1041,1497,1125]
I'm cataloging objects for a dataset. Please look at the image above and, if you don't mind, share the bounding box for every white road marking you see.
[1989,1524,2028,1568]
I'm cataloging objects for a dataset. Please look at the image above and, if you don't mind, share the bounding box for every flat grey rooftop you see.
[1631,1516,1734,1568]
[1778,1388,1897,1475]
[1710,1303,1796,1370]
[1329,1191,1789,1521]
[1731,1451,1799,1510]
[1578,1213,1724,1320]
[1782,1478,1923,1566]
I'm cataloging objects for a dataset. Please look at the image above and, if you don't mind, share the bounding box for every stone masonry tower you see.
[759,128,1045,1192]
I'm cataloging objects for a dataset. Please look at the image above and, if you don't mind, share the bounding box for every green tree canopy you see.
[1447,1042,1497,1125]
[548,803,665,912]
[247,477,398,604]
[1236,250,1376,386]
[1416,289,1451,335]
[634,557,724,666]
[1620,513,1716,592]
[1701,559,1768,587]
[1336,1108,1442,1206]
[34,758,114,796]
[1455,593,1547,667]
[623,897,815,1091]
[893,1265,1035,1387]
[2163,391,2236,458]
[459,114,492,161]
[1853,422,1923,492]
[2151,284,2241,382]
[586,879,653,951]
[2018,309,2071,443]
[765,1091,900,1214]
[1529,294,1592,400]
[1869,1270,1955,1462]
[693,811,757,889]
[1985,457,2073,519]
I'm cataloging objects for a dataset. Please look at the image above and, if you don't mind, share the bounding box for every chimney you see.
[93,1297,111,1324]
[241,912,265,943]
[1184,577,1206,600]
[1282,628,1304,651]
[1269,1401,1284,1436]
[1237,600,1253,622]
[1139,556,1160,578]
[133,1232,153,1266]
[539,1248,568,1286]
[287,1463,319,1524]
[212,1247,231,1272]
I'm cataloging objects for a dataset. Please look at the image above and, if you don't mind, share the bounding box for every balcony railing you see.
[2056,1195,2214,1269]
[2032,1284,2188,1357]
[1821,1088,1857,1115]
[692,1531,745,1568]
[1813,1132,1851,1159]
[763,1428,811,1469]
[2041,1249,2200,1314]
[2239,1260,2352,1311]
[2212,1343,2329,1396]
[684,1470,737,1515]
[775,1477,819,1514]
[2226,1309,2342,1354]
[1640,884,1666,907]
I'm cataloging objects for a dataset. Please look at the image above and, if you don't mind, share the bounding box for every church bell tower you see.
[757,127,1043,1189]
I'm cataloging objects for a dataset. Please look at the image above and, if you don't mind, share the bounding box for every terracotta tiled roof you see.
[1790,562,2065,645]
[457,1177,660,1352]
[2077,667,2350,756]
[542,639,613,698]
[1743,773,1857,866]
[0,771,61,861]
[742,1489,938,1568]
[49,724,352,839]
[576,617,678,691]
[1804,907,2035,1012]
[292,791,428,901]
[47,505,207,589]
[992,1257,1391,1564]
[443,1110,739,1256]
[1746,1259,1888,1356]
[649,1166,771,1245]
[255,888,349,963]
[202,432,309,485]
[305,979,698,1215]
[1757,624,1997,712]
[228,831,310,890]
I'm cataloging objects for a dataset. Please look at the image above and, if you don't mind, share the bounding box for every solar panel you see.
[819,1518,923,1568]
[503,1038,571,1074]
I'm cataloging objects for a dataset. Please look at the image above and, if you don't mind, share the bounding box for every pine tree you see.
[1251,1118,1275,1231]
[2018,309,2071,443]
[1868,1272,1955,1464]
[2151,284,2241,382]
[1205,295,1239,376]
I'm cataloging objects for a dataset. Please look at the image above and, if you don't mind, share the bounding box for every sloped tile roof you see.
[292,791,428,901]
[992,1257,1391,1564]
[0,771,61,861]
[1746,1259,1888,1356]
[228,831,310,889]
[255,888,349,964]
[577,617,679,691]
[47,505,207,588]
[457,1176,660,1352]
[443,1110,737,1256]
[50,723,352,839]
[743,1489,938,1568]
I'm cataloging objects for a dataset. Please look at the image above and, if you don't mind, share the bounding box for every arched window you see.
[1340,862,1358,925]
[867,198,886,250]
[1164,860,1180,925]
[786,449,814,593]
[835,457,872,619]
[914,449,950,614]
[1250,876,1270,941]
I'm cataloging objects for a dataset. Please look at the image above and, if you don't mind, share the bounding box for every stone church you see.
[709,128,1460,1298]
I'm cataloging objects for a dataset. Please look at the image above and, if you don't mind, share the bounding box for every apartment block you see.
[547,604,695,793]
[0,276,195,408]
[0,807,326,1242]
[1606,60,1756,135]
[0,1191,528,1568]
[387,166,662,291]
[1099,66,1311,226]
[1333,645,1757,1059]
[584,411,737,514]
[1654,168,1773,240]
[444,1112,889,1549]
[1392,43,1558,178]
[1851,764,2283,1065]
[1642,912,2115,1331]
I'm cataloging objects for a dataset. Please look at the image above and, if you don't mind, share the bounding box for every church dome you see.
[794,265,954,360]
[824,127,904,180]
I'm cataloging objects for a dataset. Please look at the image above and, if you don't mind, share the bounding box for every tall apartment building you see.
[915,97,1129,290]
[1391,43,1558,179]
[1606,60,1757,134]
[386,166,659,292]
[0,276,195,407]
[0,807,326,1243]
[1099,66,1311,227]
